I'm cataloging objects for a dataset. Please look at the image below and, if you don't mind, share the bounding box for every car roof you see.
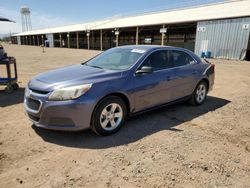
[117,45,187,51]
[116,45,201,63]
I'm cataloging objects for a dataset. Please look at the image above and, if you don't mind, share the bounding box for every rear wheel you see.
[91,96,127,136]
[190,81,208,105]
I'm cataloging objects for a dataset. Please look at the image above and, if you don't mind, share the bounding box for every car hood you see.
[28,64,123,91]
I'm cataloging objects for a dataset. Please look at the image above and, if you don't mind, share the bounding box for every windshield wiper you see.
[84,64,103,69]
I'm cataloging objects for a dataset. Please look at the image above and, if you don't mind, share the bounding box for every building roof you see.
[14,0,250,36]
[14,19,112,36]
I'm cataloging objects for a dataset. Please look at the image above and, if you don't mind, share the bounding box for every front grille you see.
[26,98,41,111]
[28,113,40,122]
[29,88,49,95]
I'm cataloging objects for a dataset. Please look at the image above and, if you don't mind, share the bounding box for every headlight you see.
[48,84,92,101]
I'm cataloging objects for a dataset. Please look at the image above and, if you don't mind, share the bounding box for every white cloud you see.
[0,6,73,34]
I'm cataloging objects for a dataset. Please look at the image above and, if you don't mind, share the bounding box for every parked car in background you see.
[24,45,215,136]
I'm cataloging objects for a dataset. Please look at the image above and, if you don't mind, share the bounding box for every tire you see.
[5,85,14,93]
[189,80,208,106]
[91,96,127,136]
[12,83,19,90]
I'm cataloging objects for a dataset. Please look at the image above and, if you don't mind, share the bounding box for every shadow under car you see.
[32,96,231,149]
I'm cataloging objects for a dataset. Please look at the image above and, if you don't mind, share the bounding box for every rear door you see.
[168,50,199,100]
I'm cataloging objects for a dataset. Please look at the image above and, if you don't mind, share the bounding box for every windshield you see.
[84,48,146,70]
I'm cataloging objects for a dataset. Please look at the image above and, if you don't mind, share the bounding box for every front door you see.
[132,50,176,112]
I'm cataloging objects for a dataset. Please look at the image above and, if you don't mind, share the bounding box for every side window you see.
[140,50,170,71]
[171,50,195,67]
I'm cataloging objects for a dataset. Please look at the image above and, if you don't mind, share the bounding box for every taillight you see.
[211,64,215,72]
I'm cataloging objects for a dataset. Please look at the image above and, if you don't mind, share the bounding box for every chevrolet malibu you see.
[24,45,214,136]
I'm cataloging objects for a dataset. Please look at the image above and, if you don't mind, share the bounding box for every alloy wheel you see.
[100,103,123,131]
[196,84,206,103]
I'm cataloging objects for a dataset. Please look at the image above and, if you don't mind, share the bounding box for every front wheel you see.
[12,83,19,90]
[91,96,127,136]
[5,85,14,93]
[190,81,208,105]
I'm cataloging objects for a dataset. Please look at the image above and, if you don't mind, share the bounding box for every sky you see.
[0,0,225,35]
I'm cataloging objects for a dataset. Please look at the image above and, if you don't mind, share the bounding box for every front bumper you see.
[24,87,95,131]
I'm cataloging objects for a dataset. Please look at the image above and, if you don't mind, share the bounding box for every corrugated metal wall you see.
[195,17,250,60]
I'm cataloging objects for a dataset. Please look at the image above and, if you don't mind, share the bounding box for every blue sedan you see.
[24,45,215,135]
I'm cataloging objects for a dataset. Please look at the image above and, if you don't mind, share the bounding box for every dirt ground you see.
[0,44,250,188]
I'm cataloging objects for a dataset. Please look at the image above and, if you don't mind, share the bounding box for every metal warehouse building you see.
[12,0,250,60]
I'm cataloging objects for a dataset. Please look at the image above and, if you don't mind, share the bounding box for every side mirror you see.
[136,66,153,75]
